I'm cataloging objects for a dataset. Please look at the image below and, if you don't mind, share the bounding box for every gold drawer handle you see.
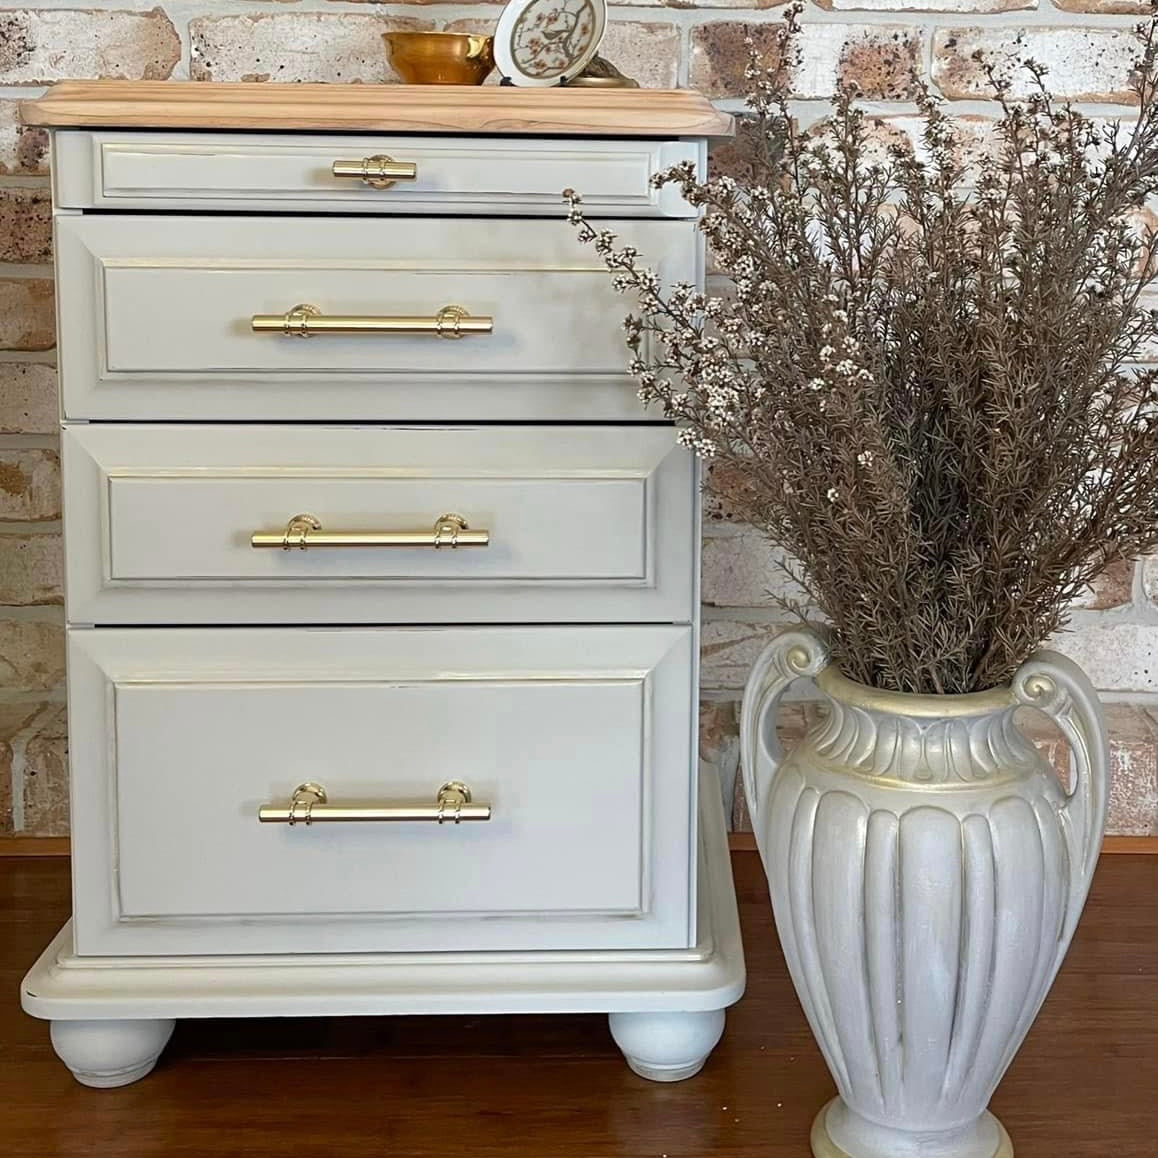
[251,512,490,551]
[259,781,491,826]
[251,303,492,339]
[331,154,417,189]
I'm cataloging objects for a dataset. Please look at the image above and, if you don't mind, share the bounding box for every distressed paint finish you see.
[742,629,1108,1158]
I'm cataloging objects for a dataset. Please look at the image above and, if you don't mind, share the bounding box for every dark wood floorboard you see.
[1,852,1154,1157]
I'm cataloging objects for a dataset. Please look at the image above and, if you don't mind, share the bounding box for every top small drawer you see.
[51,131,702,218]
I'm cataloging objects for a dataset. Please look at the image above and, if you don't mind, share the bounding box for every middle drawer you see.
[63,424,695,625]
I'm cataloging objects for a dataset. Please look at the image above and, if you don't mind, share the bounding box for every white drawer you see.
[68,625,695,956]
[52,131,701,217]
[57,214,696,421]
[63,424,695,625]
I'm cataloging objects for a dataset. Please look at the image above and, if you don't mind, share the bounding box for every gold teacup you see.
[383,32,495,86]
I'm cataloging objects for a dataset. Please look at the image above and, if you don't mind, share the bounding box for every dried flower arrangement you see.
[567,3,1158,695]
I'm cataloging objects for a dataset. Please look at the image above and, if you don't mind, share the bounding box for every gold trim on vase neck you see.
[815,666,1016,719]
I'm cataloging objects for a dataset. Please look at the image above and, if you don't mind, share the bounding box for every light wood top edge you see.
[21,81,734,137]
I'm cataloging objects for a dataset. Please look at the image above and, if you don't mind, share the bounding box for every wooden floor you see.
[1,852,1155,1158]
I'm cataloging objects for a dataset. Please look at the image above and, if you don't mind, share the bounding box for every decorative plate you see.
[493,0,607,87]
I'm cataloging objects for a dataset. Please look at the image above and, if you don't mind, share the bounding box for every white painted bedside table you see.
[18,82,743,1088]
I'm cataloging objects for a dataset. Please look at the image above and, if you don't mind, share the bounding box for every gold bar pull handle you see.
[331,154,417,189]
[258,781,492,825]
[250,512,490,550]
[251,304,492,339]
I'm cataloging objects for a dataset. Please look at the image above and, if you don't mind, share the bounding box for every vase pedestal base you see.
[810,1098,1013,1158]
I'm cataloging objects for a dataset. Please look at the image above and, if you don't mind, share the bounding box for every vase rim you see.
[815,665,1016,718]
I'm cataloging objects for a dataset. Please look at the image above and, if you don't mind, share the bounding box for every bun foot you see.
[608,1009,725,1082]
[50,1018,176,1088]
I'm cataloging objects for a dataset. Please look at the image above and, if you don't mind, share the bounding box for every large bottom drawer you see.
[69,625,695,956]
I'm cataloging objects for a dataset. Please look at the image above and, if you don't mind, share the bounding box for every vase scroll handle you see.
[740,628,830,853]
[1012,650,1110,942]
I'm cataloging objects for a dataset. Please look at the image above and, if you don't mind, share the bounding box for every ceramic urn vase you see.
[740,629,1109,1158]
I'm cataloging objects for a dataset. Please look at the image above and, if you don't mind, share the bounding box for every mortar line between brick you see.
[0,520,60,535]
[640,7,1150,30]
[0,177,50,190]
[0,351,56,366]
[0,689,66,706]
[702,606,800,623]
[0,264,52,279]
[0,606,64,625]
[0,435,58,451]
[162,1,1158,28]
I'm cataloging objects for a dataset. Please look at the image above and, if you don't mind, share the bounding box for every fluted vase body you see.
[741,631,1109,1158]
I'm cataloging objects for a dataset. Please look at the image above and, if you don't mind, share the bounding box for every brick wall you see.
[2,0,1156,839]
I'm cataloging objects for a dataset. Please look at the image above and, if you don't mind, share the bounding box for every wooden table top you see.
[21,82,734,138]
[1,850,1153,1157]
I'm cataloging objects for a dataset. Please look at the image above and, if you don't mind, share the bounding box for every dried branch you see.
[566,4,1158,694]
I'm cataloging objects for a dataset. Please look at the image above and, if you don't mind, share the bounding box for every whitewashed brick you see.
[0,187,52,265]
[702,617,1158,694]
[612,0,784,6]
[701,531,803,607]
[860,113,1000,179]
[0,619,65,691]
[701,620,783,690]
[1072,559,1134,611]
[445,18,679,89]
[0,745,9,834]
[1050,623,1158,692]
[1054,0,1149,11]
[0,363,57,435]
[691,22,925,101]
[933,28,1139,103]
[0,7,179,84]
[0,534,62,605]
[0,280,55,352]
[190,13,433,83]
[0,449,60,522]
[21,703,67,836]
[1138,555,1158,604]
[819,0,1031,10]
[0,99,48,175]
[596,21,680,89]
